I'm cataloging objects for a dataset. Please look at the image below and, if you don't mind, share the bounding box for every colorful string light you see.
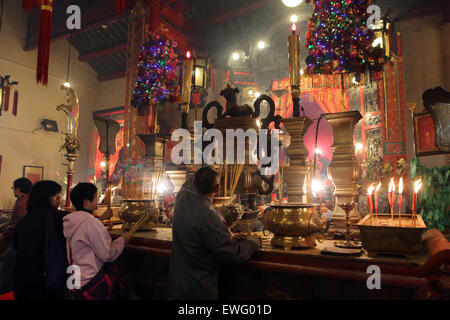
[305,0,386,76]
[131,34,179,112]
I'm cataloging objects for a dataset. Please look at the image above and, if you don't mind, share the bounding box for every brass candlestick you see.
[323,111,362,239]
[334,202,362,249]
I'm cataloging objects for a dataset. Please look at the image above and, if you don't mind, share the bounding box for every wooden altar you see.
[110,227,450,300]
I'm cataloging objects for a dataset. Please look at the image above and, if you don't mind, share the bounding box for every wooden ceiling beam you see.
[161,2,186,30]
[79,42,128,61]
[97,71,126,82]
[200,0,270,26]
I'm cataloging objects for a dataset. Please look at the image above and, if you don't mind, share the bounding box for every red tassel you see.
[36,0,53,86]
[22,0,40,12]
[12,90,19,116]
[115,0,126,13]
[4,85,10,112]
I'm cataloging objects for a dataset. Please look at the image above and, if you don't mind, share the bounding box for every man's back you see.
[168,181,258,300]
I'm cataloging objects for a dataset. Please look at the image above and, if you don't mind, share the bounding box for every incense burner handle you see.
[258,174,274,195]
[202,101,224,129]
[253,94,283,129]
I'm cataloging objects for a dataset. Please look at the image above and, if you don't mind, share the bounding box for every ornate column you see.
[323,111,362,239]
[281,116,313,202]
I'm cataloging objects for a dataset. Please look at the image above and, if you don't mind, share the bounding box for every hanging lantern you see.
[371,19,391,58]
[192,57,208,91]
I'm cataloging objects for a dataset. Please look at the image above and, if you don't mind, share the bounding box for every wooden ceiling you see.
[23,0,445,82]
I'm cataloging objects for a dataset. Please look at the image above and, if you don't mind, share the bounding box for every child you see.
[64,183,131,300]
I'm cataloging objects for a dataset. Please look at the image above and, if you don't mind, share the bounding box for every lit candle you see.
[374,182,381,218]
[288,23,301,117]
[412,179,422,224]
[388,177,395,219]
[182,50,193,105]
[398,177,403,224]
[367,183,375,215]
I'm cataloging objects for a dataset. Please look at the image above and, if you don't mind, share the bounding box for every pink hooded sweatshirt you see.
[63,211,125,287]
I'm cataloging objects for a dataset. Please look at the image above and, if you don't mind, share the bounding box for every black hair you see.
[194,166,219,195]
[13,178,32,194]
[27,180,62,212]
[70,183,98,211]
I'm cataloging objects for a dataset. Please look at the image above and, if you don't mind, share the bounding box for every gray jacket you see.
[168,181,258,300]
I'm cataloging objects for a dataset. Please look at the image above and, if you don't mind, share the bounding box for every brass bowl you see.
[118,199,160,231]
[264,203,325,250]
[212,196,235,210]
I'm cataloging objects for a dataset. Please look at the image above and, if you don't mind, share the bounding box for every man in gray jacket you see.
[168,166,260,300]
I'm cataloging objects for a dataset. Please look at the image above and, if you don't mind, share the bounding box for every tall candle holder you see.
[322,111,362,240]
[334,202,362,249]
[288,23,301,117]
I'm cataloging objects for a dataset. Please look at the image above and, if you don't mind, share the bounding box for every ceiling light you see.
[232,52,240,61]
[248,90,254,96]
[282,0,303,8]
[290,14,298,23]
[257,41,266,49]
[315,148,322,155]
[63,82,71,88]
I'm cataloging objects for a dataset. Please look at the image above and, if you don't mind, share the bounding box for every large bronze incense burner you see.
[202,89,282,224]
[263,203,325,250]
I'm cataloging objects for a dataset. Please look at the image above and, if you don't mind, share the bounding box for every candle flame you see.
[291,23,297,32]
[399,177,403,194]
[414,179,422,193]
[389,177,395,193]
[367,183,375,195]
[186,50,191,59]
[375,182,382,192]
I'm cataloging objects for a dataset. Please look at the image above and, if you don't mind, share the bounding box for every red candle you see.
[398,177,403,224]
[412,179,422,223]
[388,177,395,218]
[374,182,381,217]
[367,183,375,214]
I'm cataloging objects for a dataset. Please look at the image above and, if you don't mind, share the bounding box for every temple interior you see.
[0,0,449,301]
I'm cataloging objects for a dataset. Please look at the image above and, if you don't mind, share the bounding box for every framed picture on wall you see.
[23,166,44,184]
[413,112,449,156]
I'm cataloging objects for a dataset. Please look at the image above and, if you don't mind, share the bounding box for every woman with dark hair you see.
[13,180,70,300]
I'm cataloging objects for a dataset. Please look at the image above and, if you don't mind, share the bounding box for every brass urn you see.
[118,199,159,231]
[212,196,235,210]
[322,111,362,239]
[263,203,325,250]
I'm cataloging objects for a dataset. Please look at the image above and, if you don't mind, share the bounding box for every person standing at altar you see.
[168,166,261,300]
[0,178,32,294]
[64,183,132,300]
[13,181,69,300]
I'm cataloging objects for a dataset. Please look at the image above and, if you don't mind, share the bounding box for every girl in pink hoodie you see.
[64,183,131,299]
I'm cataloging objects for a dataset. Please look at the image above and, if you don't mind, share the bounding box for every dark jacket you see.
[13,207,69,300]
[168,181,258,300]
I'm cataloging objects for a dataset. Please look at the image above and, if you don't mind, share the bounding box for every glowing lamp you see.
[282,0,303,8]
